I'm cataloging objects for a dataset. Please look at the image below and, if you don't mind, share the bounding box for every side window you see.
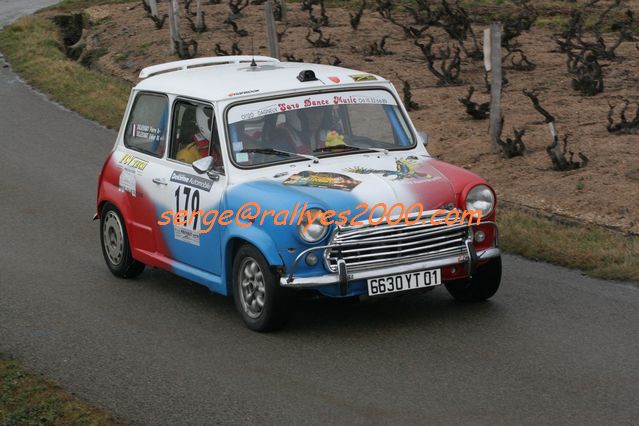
[124,93,168,157]
[170,101,222,168]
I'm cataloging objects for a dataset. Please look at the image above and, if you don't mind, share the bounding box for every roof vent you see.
[297,70,318,82]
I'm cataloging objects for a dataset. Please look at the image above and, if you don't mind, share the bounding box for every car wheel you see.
[100,203,145,278]
[445,257,501,302]
[232,244,289,331]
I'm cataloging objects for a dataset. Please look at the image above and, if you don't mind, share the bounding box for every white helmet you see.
[196,105,212,141]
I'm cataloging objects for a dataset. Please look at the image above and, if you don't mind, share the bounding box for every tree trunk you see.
[146,0,159,18]
[195,0,204,31]
[167,0,180,54]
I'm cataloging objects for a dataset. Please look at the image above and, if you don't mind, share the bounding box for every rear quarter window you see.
[124,93,169,157]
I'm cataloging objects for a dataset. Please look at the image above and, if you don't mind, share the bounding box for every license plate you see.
[367,269,441,296]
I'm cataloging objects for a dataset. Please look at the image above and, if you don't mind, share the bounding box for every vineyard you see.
[53,0,639,233]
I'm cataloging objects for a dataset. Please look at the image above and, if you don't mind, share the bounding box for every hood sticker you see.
[283,171,361,191]
[345,158,436,181]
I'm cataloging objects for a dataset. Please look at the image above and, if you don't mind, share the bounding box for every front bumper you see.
[280,228,500,291]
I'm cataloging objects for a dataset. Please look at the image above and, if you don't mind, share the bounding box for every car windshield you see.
[226,89,415,167]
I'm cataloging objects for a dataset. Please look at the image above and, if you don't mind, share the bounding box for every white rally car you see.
[96,56,501,331]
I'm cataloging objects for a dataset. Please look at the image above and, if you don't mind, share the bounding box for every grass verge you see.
[1,3,638,284]
[0,14,129,129]
[44,0,133,12]
[0,354,123,425]
[499,207,639,282]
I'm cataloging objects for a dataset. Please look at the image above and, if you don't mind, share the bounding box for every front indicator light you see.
[306,252,319,266]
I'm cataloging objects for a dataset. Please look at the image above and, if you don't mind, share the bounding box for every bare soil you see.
[77,1,639,233]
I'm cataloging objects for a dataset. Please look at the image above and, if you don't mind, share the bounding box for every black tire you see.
[232,244,289,331]
[100,203,145,278]
[445,257,501,302]
[336,295,360,305]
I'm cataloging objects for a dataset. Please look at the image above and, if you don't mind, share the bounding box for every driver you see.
[176,105,222,167]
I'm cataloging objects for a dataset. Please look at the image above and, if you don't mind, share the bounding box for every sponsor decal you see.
[328,76,340,83]
[118,168,136,197]
[346,158,435,181]
[119,153,149,171]
[173,225,200,246]
[228,89,396,123]
[283,171,361,191]
[170,171,213,192]
[132,124,162,140]
[228,89,259,97]
[350,74,377,82]
[276,95,389,112]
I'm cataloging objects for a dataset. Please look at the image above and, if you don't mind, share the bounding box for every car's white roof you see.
[134,56,387,102]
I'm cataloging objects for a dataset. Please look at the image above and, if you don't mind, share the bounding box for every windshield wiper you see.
[361,146,389,155]
[313,144,362,153]
[347,136,390,155]
[240,148,319,163]
[314,144,388,155]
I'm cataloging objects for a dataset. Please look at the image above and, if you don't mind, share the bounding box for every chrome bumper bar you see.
[280,223,500,290]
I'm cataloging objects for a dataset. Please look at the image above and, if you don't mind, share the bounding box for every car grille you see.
[324,211,470,272]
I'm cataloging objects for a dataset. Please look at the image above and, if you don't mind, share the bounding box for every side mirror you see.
[192,156,213,174]
[193,156,221,181]
[418,132,429,147]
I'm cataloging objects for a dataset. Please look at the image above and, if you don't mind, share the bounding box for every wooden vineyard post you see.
[487,22,503,154]
[265,1,280,59]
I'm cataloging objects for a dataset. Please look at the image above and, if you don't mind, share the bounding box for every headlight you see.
[298,208,328,243]
[465,185,495,216]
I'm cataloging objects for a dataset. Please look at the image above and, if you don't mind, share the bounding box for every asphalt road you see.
[0,0,60,27]
[1,2,639,425]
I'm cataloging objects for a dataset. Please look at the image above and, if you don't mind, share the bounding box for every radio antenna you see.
[250,36,257,67]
